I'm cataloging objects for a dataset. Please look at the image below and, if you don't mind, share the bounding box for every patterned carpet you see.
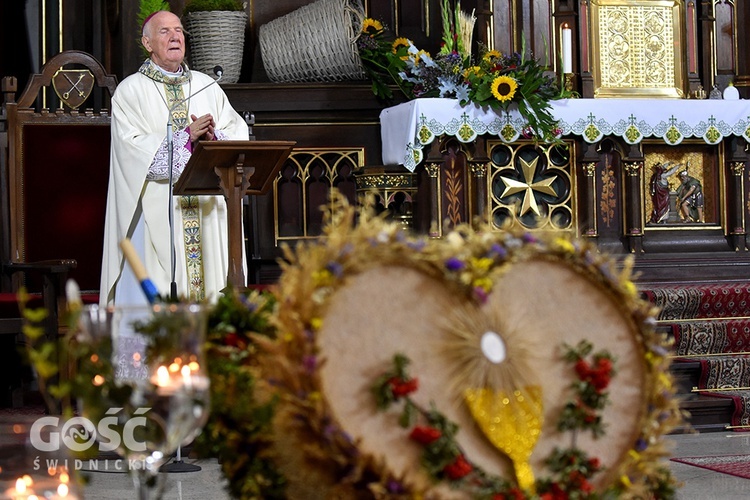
[671,454,750,479]
[642,283,750,431]
[642,283,750,320]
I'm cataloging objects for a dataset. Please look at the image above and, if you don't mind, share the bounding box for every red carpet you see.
[671,455,750,479]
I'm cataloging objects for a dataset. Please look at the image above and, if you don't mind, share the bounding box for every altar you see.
[377,98,750,255]
[381,98,750,170]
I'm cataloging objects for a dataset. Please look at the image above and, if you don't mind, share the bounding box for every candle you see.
[151,362,208,394]
[562,23,572,74]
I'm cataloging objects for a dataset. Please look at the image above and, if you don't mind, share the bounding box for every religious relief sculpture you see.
[676,167,705,223]
[649,161,682,223]
[647,159,708,225]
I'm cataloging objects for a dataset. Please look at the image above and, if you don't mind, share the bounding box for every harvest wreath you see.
[251,192,683,499]
[21,192,684,498]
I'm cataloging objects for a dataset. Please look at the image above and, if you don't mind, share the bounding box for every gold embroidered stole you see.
[164,82,205,301]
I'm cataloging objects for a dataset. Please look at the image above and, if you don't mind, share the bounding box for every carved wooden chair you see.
[0,50,117,406]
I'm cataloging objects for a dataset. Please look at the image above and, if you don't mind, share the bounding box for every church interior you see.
[4,0,750,498]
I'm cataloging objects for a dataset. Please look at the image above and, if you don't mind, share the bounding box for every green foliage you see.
[192,288,287,499]
[137,0,171,59]
[137,0,171,31]
[183,0,245,14]
[22,286,286,499]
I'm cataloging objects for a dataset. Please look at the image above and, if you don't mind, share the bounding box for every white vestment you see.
[100,68,249,306]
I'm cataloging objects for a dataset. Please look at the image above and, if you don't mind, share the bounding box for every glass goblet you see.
[75,303,211,500]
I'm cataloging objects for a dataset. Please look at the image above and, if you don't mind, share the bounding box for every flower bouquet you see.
[356,0,570,143]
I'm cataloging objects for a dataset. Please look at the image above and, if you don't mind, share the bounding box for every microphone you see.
[165,66,224,300]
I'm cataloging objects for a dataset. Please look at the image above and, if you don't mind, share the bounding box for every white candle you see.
[562,24,573,74]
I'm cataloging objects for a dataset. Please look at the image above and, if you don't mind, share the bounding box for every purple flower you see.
[473,286,489,304]
[326,261,344,278]
[488,243,507,259]
[239,295,258,312]
[407,240,426,251]
[387,480,405,493]
[302,354,317,374]
[445,257,465,271]
[339,243,354,257]
[522,232,537,243]
[635,437,648,451]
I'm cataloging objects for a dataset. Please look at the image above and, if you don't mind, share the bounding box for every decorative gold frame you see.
[642,141,724,230]
[589,0,686,98]
[485,140,578,233]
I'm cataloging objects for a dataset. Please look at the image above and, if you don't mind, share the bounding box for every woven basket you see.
[259,0,366,82]
[185,10,248,84]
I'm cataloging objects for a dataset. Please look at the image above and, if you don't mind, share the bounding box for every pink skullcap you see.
[141,11,162,33]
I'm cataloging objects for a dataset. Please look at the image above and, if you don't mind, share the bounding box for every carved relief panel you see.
[589,0,686,98]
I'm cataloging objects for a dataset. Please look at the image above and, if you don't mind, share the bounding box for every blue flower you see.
[445,257,465,271]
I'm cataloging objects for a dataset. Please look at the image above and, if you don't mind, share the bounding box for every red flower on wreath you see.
[389,376,419,397]
[443,454,472,479]
[494,487,526,499]
[409,425,441,444]
[574,357,613,392]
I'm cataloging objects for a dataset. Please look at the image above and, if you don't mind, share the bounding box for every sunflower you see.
[482,49,501,61]
[392,37,410,53]
[491,75,518,102]
[361,18,383,35]
[412,49,432,66]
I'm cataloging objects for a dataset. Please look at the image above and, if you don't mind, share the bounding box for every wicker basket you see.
[185,10,248,84]
[259,0,366,82]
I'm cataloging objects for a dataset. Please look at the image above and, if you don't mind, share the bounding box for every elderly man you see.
[100,10,249,306]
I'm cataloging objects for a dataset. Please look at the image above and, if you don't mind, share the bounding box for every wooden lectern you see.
[173,140,295,289]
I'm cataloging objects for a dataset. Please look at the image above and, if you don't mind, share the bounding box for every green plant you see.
[137,0,171,58]
[183,0,245,14]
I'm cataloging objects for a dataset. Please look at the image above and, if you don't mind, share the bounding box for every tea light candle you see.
[562,23,572,73]
[151,363,208,394]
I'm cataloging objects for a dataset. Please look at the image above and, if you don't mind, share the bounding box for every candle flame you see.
[57,482,70,497]
[156,365,170,387]
[15,477,26,493]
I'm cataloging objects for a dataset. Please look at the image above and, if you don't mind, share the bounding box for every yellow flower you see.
[469,257,493,272]
[362,18,383,34]
[310,317,323,331]
[463,65,483,78]
[392,37,410,53]
[473,276,493,292]
[491,75,518,102]
[411,49,432,66]
[312,269,333,286]
[552,237,575,254]
[483,50,501,61]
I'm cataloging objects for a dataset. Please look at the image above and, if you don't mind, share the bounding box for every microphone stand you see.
[159,66,223,475]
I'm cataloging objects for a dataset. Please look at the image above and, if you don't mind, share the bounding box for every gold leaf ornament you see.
[441,303,542,492]
[464,385,543,492]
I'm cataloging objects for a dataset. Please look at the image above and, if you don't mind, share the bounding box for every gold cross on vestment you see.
[499,156,557,216]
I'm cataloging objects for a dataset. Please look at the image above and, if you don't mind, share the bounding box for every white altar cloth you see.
[380,98,750,171]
